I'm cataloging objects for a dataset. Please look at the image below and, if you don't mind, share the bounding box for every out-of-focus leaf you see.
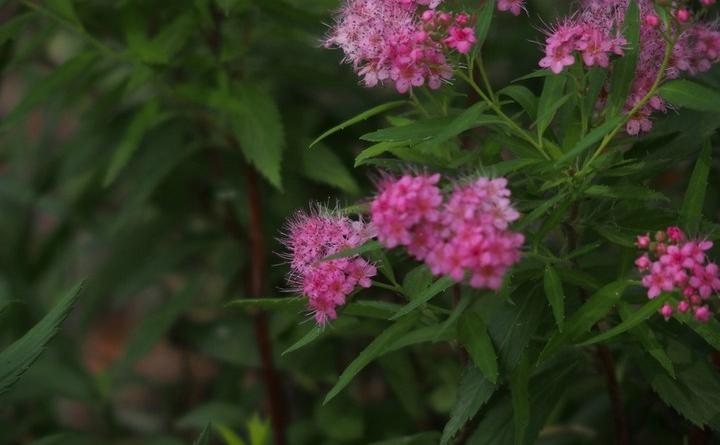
[0,282,83,396]
[2,52,95,128]
[510,354,530,445]
[47,0,81,24]
[619,303,675,378]
[301,145,360,194]
[458,311,499,384]
[227,298,305,311]
[440,366,497,445]
[543,265,565,332]
[606,0,639,115]
[659,80,720,112]
[584,184,667,201]
[176,402,245,429]
[402,265,434,300]
[247,414,270,445]
[104,99,171,186]
[680,140,712,233]
[577,297,665,346]
[677,316,720,352]
[379,352,424,420]
[310,101,408,148]
[193,424,213,445]
[0,13,33,46]
[475,0,495,47]
[324,314,418,404]
[368,431,441,445]
[391,276,455,320]
[215,424,247,445]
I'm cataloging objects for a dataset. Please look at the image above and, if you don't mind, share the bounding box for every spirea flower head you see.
[324,0,475,93]
[282,208,377,325]
[636,226,719,322]
[538,0,720,135]
[371,173,524,290]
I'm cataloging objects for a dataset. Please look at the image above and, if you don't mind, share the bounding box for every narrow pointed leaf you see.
[458,311,499,384]
[310,101,408,148]
[510,354,530,445]
[577,297,665,346]
[680,140,712,233]
[391,276,455,320]
[607,0,640,115]
[659,80,720,112]
[543,265,565,332]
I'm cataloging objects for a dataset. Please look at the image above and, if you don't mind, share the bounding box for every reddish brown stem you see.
[596,346,629,445]
[244,166,288,445]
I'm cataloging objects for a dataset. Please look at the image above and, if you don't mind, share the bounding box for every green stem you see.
[372,280,403,293]
[581,34,676,174]
[476,55,495,103]
[456,70,550,159]
[409,89,430,117]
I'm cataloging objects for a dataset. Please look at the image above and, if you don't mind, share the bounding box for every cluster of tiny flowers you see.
[497,0,526,16]
[283,210,377,325]
[539,0,720,135]
[324,0,476,93]
[635,227,719,322]
[371,174,524,290]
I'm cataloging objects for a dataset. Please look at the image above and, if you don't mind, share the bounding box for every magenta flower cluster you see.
[635,227,719,322]
[539,0,720,135]
[371,174,524,290]
[283,211,377,325]
[324,0,476,93]
[497,0,526,16]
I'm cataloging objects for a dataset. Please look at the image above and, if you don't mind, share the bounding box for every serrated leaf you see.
[536,74,567,138]
[360,117,455,143]
[310,101,408,148]
[680,140,711,233]
[324,314,419,404]
[301,145,359,194]
[458,311,499,384]
[577,297,665,346]
[391,276,455,320]
[659,80,720,112]
[607,0,640,115]
[510,354,530,445]
[677,316,720,352]
[543,266,565,332]
[0,282,83,396]
[104,99,170,186]
[498,85,538,120]
[193,423,213,445]
[440,366,497,445]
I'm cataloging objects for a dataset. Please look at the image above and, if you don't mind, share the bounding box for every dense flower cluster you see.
[497,0,526,16]
[635,227,719,322]
[283,210,377,325]
[539,0,720,135]
[324,0,476,93]
[371,174,524,290]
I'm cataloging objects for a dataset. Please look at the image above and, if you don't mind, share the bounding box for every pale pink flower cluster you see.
[324,0,476,93]
[635,227,719,322]
[497,0,526,16]
[539,0,720,135]
[371,174,524,290]
[283,210,377,325]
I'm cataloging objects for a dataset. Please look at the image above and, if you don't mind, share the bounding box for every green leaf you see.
[227,297,305,311]
[391,276,455,320]
[322,240,383,261]
[539,280,629,362]
[619,303,675,378]
[46,0,81,24]
[114,283,197,372]
[0,282,83,395]
[498,85,538,120]
[475,0,495,46]
[558,115,623,163]
[402,265,434,300]
[458,311,499,384]
[368,432,441,445]
[2,53,96,129]
[247,414,270,445]
[680,140,712,233]
[433,293,471,341]
[193,424,213,445]
[215,424,247,445]
[324,314,419,404]
[226,85,285,189]
[440,366,497,445]
[607,0,640,115]
[0,13,32,46]
[536,74,567,138]
[583,67,608,122]
[577,297,665,346]
[104,99,170,186]
[543,266,565,332]
[584,184,667,201]
[310,101,408,148]
[344,301,402,320]
[360,117,456,143]
[379,352,424,420]
[416,106,502,150]
[510,354,530,445]
[301,145,360,194]
[659,80,720,113]
[677,316,720,352]
[355,142,406,167]
[384,323,454,354]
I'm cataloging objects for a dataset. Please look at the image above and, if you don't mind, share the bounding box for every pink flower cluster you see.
[371,174,524,290]
[635,227,719,322]
[324,0,476,93]
[497,0,526,16]
[539,0,720,135]
[283,210,377,325]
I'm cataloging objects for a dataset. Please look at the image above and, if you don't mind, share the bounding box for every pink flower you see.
[636,234,651,249]
[444,26,476,54]
[497,0,525,16]
[694,305,712,322]
[660,303,674,321]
